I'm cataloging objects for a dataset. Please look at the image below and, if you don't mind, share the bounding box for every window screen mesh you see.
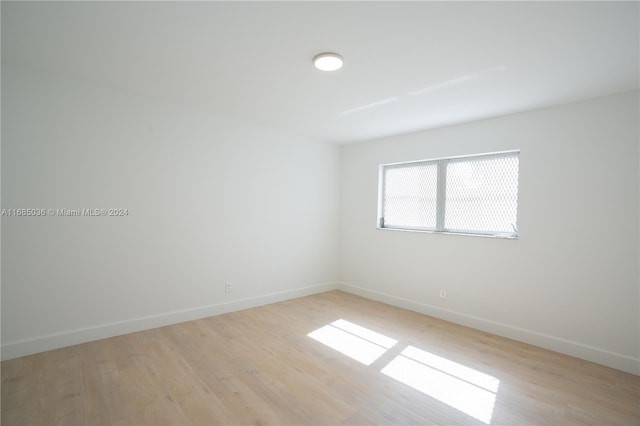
[444,155,519,234]
[383,163,438,229]
[379,152,519,237]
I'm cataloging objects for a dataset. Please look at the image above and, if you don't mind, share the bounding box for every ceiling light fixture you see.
[313,52,344,71]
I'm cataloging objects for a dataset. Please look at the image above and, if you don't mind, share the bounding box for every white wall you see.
[1,66,340,358]
[339,91,640,374]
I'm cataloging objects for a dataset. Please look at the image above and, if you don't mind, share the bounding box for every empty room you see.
[1,1,639,425]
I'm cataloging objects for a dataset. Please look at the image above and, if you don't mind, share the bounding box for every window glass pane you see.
[383,163,438,229]
[444,155,519,235]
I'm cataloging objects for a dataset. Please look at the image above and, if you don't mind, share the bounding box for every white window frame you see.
[377,150,520,239]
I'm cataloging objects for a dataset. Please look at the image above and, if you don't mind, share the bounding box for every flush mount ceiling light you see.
[313,52,344,71]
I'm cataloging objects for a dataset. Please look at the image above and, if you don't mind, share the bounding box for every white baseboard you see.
[1,281,339,361]
[5,281,638,375]
[337,281,640,375]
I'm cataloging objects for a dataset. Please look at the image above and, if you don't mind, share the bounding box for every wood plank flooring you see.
[2,290,639,425]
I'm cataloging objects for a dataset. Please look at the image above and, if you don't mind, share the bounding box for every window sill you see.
[376,226,518,240]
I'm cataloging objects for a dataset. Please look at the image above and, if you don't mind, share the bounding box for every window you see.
[378,151,519,238]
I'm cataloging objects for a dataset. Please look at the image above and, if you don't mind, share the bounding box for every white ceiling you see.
[2,1,639,144]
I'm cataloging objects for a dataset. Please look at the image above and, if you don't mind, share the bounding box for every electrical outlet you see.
[225,283,232,293]
[439,289,447,299]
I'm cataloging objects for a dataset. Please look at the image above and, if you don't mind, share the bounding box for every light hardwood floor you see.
[2,290,639,425]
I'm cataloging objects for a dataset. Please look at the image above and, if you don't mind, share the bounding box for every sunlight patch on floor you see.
[308,320,499,424]
[307,319,397,366]
[382,346,499,424]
